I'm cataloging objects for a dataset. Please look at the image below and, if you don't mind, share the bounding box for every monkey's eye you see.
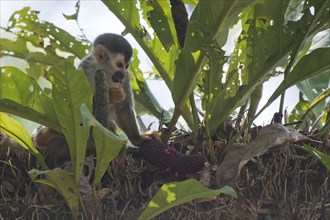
[125,64,130,69]
[116,62,124,69]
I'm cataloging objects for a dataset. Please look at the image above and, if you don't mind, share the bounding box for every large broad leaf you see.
[140,0,177,50]
[6,7,89,59]
[48,61,93,182]
[138,179,237,220]
[0,37,63,66]
[256,48,330,119]
[0,66,60,131]
[169,1,254,134]
[208,0,293,133]
[1,7,90,79]
[0,112,48,170]
[29,168,80,216]
[202,36,226,135]
[0,37,29,59]
[171,0,253,106]
[80,104,126,186]
[207,0,329,135]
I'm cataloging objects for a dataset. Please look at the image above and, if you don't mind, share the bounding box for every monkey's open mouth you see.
[112,71,125,84]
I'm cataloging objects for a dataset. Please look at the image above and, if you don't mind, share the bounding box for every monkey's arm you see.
[115,75,144,145]
[116,101,144,145]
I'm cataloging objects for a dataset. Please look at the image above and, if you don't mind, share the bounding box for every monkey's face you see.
[105,52,130,86]
[93,44,131,87]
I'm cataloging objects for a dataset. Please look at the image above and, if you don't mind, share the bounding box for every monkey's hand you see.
[142,130,162,141]
[109,85,126,104]
[128,130,160,146]
[131,130,162,146]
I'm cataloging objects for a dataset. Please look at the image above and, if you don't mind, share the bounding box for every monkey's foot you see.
[138,138,207,180]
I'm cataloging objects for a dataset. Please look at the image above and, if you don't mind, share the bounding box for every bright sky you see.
[1,1,122,39]
[0,1,300,133]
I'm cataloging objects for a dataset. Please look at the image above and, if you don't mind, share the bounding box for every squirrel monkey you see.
[79,33,146,145]
[34,33,150,161]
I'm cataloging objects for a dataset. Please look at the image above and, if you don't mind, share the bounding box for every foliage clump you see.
[1,0,329,219]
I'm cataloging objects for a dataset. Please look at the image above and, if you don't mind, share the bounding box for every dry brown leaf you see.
[216,124,310,187]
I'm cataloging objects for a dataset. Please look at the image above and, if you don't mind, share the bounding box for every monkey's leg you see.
[32,126,70,166]
[94,69,110,127]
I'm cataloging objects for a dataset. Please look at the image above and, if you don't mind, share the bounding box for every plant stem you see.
[190,93,200,140]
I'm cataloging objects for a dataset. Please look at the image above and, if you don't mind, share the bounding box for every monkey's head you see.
[92,33,133,85]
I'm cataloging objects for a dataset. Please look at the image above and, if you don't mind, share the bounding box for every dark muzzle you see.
[112,71,125,84]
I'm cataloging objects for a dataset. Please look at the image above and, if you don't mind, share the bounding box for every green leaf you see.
[140,0,177,50]
[202,37,226,133]
[80,104,126,186]
[256,48,330,119]
[208,0,318,133]
[319,109,330,140]
[5,7,89,60]
[0,35,64,69]
[138,179,236,220]
[289,93,310,122]
[28,168,80,215]
[0,36,29,59]
[169,1,254,134]
[0,112,48,170]
[63,1,80,21]
[296,70,330,120]
[207,0,292,132]
[49,62,93,182]
[172,0,253,105]
[285,48,330,96]
[307,0,330,34]
[299,144,330,171]
[301,87,330,121]
[182,0,198,5]
[0,66,60,131]
[284,0,305,22]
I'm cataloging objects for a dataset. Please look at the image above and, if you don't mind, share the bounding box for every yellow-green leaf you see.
[0,66,60,131]
[299,144,330,171]
[29,168,80,215]
[49,62,93,182]
[0,112,48,170]
[138,179,236,220]
[80,104,126,186]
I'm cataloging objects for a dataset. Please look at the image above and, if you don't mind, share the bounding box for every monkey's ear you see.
[93,44,108,63]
